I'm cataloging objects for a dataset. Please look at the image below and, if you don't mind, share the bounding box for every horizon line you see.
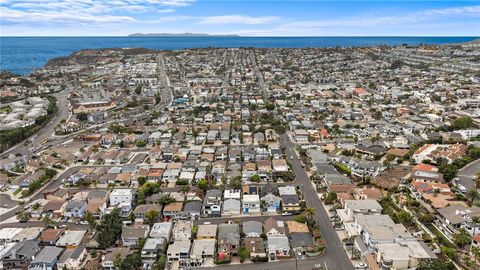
[1,35,479,38]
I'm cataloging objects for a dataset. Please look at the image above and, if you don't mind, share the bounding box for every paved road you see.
[0,194,18,208]
[280,134,353,270]
[0,221,89,230]
[194,257,328,270]
[0,165,96,222]
[157,53,173,108]
[454,159,480,192]
[193,214,298,226]
[1,90,71,159]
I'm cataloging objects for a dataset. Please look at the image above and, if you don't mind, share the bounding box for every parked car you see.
[354,263,367,269]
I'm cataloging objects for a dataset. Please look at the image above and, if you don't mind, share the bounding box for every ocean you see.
[0,36,477,74]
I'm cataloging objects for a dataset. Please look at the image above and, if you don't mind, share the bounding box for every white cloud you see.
[199,15,280,25]
[0,7,136,24]
[1,0,194,25]
[227,5,480,36]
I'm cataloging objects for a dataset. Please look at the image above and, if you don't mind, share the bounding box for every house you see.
[63,200,87,218]
[218,223,240,254]
[109,189,133,216]
[290,232,315,254]
[294,129,309,142]
[121,226,149,247]
[133,204,162,223]
[244,237,267,259]
[183,201,202,220]
[167,240,191,261]
[197,224,217,240]
[264,217,286,236]
[243,221,263,237]
[272,159,288,172]
[437,205,480,236]
[149,222,173,240]
[40,229,64,246]
[286,221,309,234]
[242,194,261,214]
[56,244,87,270]
[172,221,192,242]
[261,193,281,213]
[0,228,23,243]
[222,199,241,216]
[190,239,216,263]
[344,200,383,220]
[101,248,132,270]
[141,238,167,264]
[162,202,184,220]
[42,200,65,218]
[374,242,436,269]
[281,194,301,213]
[28,246,63,270]
[267,235,291,260]
[411,163,444,183]
[0,240,40,269]
[224,189,241,200]
[354,186,382,201]
[411,181,451,194]
[338,156,384,177]
[203,189,222,217]
[44,188,70,201]
[56,230,86,248]
[412,143,467,164]
[12,227,43,243]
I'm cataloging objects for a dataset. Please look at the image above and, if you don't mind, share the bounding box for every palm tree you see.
[466,189,480,204]
[31,202,41,211]
[471,246,480,262]
[303,208,316,222]
[16,210,25,221]
[181,185,190,195]
[472,216,480,236]
[17,200,25,209]
[158,194,175,205]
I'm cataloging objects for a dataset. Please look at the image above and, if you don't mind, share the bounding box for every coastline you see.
[1,36,478,75]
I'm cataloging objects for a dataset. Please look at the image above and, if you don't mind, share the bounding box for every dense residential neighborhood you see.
[0,41,480,270]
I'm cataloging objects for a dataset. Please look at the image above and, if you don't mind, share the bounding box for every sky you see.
[0,0,479,36]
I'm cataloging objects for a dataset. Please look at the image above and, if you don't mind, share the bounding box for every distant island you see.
[129,33,240,37]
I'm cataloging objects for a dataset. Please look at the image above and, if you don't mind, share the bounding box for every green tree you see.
[230,176,242,190]
[134,85,142,95]
[158,194,175,205]
[440,246,456,260]
[453,228,470,248]
[472,216,480,236]
[250,174,261,183]
[191,225,198,237]
[265,103,275,110]
[97,208,123,248]
[155,254,167,270]
[397,211,414,226]
[42,215,56,228]
[303,207,316,223]
[471,246,480,261]
[145,209,159,225]
[451,116,474,130]
[85,211,97,230]
[417,259,455,270]
[197,179,209,191]
[120,252,142,270]
[238,246,250,263]
[323,192,337,204]
[137,177,147,186]
[466,189,480,204]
